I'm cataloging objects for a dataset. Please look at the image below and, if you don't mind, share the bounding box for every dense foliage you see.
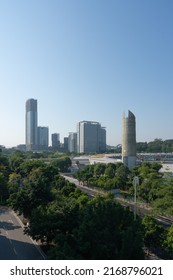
[132,162,173,216]
[142,215,173,259]
[0,150,145,259]
[47,195,144,260]
[75,161,173,217]
[74,162,130,191]
[109,139,173,153]
[137,139,173,153]
[1,149,173,259]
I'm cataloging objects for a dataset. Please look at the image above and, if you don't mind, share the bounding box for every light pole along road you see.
[0,206,45,260]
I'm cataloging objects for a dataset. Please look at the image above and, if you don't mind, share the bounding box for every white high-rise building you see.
[77,121,106,153]
[68,132,77,153]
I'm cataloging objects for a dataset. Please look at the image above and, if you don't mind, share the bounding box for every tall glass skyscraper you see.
[25,99,38,151]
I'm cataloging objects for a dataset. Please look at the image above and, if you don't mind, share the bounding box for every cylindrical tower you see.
[25,98,38,151]
[122,110,136,170]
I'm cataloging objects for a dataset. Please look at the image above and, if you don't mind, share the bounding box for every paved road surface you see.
[0,206,45,260]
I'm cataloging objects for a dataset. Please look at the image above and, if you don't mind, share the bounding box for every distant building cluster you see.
[25,99,107,154]
[25,98,136,169]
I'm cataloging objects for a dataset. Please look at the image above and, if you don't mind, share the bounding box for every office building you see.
[25,98,38,151]
[68,132,77,153]
[122,110,136,170]
[77,121,106,153]
[99,127,106,152]
[51,133,60,149]
[37,126,49,150]
[63,137,69,152]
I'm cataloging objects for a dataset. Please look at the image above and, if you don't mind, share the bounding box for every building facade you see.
[68,132,77,153]
[25,98,38,151]
[37,126,49,150]
[51,133,60,149]
[99,127,106,152]
[77,121,106,153]
[63,137,69,152]
[122,110,136,170]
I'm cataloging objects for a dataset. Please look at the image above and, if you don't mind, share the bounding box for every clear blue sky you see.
[0,0,173,147]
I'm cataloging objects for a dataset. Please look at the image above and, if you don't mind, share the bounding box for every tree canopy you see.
[1,149,173,259]
[47,195,144,260]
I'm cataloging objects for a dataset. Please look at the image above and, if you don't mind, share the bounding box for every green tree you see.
[74,166,93,186]
[104,163,116,178]
[19,159,45,177]
[8,150,26,173]
[0,153,10,177]
[51,157,71,172]
[8,172,22,194]
[8,166,54,217]
[94,163,106,177]
[48,195,144,260]
[0,153,10,203]
[152,178,173,216]
[26,196,80,244]
[142,215,165,249]
[164,225,173,258]
[115,164,130,190]
[0,172,9,203]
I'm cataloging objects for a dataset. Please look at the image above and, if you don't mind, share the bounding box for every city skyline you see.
[25,98,106,152]
[0,0,173,147]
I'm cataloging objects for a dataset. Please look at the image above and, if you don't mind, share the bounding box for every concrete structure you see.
[77,121,106,153]
[122,110,136,170]
[159,163,173,174]
[68,132,77,153]
[25,99,38,151]
[37,126,49,150]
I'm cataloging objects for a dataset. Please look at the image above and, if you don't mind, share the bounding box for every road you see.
[62,174,106,197]
[0,206,45,260]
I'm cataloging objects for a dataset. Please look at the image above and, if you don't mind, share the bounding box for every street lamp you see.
[133,176,139,220]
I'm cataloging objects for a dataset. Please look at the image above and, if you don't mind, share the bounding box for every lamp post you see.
[133,176,139,220]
